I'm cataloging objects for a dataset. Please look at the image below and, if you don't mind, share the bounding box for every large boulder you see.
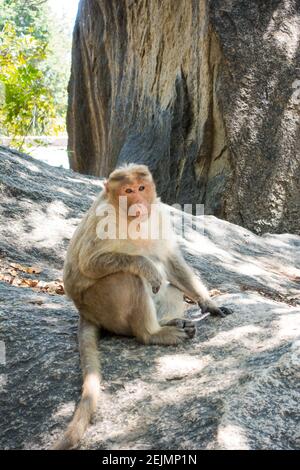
[0,146,299,449]
[67,0,300,235]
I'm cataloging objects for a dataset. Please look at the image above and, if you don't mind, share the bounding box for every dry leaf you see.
[36,280,47,288]
[45,282,58,294]
[9,263,42,275]
[26,266,42,274]
[25,279,39,287]
[209,289,223,297]
[55,284,64,295]
[1,261,64,296]
[10,262,23,271]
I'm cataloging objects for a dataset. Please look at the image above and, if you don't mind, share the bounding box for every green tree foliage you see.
[0,22,56,148]
[0,0,49,41]
[45,8,72,133]
[0,0,70,150]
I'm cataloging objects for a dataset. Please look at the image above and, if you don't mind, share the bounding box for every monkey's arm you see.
[79,251,162,293]
[166,252,231,316]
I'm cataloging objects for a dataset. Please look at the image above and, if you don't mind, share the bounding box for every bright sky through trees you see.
[48,0,79,31]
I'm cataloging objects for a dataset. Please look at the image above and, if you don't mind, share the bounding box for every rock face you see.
[68,0,300,235]
[1,146,300,450]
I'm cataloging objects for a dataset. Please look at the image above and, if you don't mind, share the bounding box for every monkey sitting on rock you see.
[54,164,232,449]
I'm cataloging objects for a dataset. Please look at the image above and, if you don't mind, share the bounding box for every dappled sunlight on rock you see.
[52,402,74,421]
[174,213,300,296]
[21,160,42,174]
[155,354,211,381]
[0,374,7,390]
[263,5,300,61]
[38,302,66,310]
[233,263,268,277]
[206,325,264,348]
[56,187,76,197]
[66,176,104,188]
[274,310,300,341]
[217,424,249,450]
[25,201,77,248]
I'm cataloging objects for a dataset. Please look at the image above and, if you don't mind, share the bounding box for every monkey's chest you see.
[116,238,171,258]
[151,258,168,280]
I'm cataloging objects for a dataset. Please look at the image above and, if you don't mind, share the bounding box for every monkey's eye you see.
[125,188,133,193]
[139,186,145,191]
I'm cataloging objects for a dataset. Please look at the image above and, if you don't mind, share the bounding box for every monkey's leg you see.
[82,273,195,346]
[154,284,186,321]
[154,284,197,338]
[166,254,233,317]
[130,279,195,345]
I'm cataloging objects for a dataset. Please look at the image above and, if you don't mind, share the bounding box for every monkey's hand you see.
[198,300,233,318]
[142,260,163,294]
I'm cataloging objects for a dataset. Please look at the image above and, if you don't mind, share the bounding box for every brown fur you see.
[53,164,222,449]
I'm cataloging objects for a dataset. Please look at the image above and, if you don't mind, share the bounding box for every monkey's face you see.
[105,165,157,221]
[117,180,155,220]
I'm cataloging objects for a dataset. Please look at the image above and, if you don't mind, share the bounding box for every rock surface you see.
[68,0,300,235]
[0,146,300,450]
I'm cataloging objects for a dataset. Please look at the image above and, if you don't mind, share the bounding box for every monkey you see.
[53,163,232,450]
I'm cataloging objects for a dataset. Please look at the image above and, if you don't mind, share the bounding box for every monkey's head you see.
[104,164,157,219]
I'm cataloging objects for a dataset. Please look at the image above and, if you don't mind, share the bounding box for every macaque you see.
[54,163,232,450]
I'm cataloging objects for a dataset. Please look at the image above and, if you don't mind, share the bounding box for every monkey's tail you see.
[53,317,101,450]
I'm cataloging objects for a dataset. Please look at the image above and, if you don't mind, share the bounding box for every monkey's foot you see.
[198,301,234,318]
[210,306,234,318]
[163,319,196,340]
[145,320,196,345]
[161,318,196,344]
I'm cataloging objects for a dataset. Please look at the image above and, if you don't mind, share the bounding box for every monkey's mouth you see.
[128,203,150,220]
